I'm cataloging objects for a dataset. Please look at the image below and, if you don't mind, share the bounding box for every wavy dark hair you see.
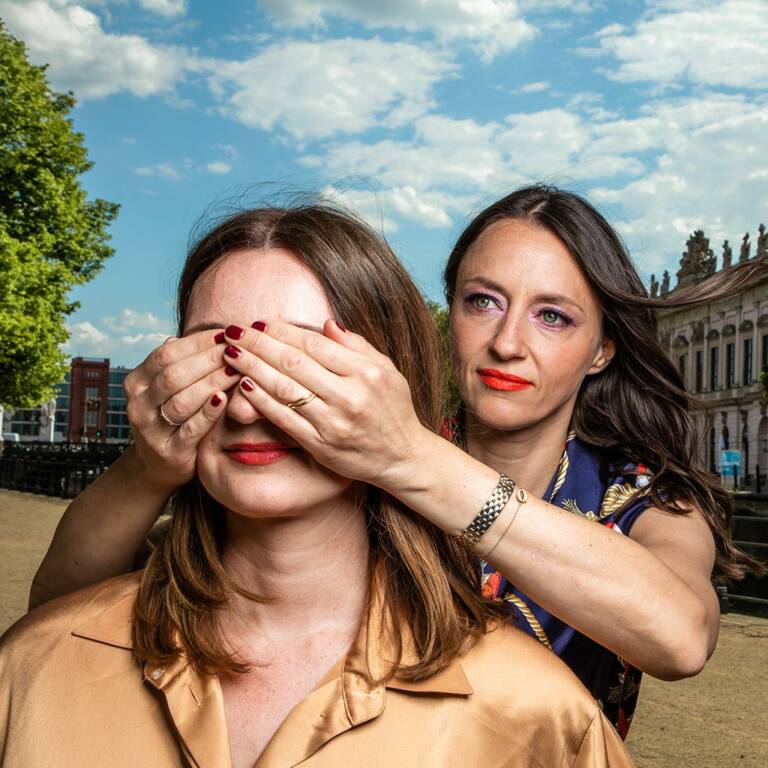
[444,184,766,583]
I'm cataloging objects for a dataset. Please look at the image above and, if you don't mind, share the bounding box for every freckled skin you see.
[450,219,615,435]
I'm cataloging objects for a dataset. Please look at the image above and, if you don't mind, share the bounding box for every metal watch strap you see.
[455,473,516,547]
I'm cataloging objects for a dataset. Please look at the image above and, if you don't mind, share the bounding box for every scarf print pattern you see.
[454,426,653,740]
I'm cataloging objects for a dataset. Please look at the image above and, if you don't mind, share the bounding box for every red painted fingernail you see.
[211,394,222,407]
[241,378,255,392]
[224,365,238,376]
[224,345,241,359]
[336,320,347,332]
[251,321,267,332]
[226,325,245,340]
[214,331,226,344]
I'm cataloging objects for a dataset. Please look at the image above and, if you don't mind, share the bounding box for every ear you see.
[587,337,615,376]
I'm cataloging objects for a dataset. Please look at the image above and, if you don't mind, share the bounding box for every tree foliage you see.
[426,300,461,415]
[0,22,118,409]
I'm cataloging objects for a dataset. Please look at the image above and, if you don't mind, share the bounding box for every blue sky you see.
[2,0,767,367]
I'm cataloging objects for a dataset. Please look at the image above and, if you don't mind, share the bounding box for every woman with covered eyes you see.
[0,204,636,767]
[27,185,765,741]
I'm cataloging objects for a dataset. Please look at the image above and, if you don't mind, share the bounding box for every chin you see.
[197,459,354,520]
[465,393,543,433]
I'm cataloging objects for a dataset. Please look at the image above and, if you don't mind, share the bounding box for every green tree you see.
[0,22,118,409]
[426,300,461,415]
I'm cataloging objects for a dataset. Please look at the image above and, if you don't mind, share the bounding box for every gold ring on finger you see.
[286,392,317,410]
[159,401,182,427]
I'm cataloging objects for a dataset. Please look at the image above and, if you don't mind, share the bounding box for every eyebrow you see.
[461,275,584,313]
[184,321,325,335]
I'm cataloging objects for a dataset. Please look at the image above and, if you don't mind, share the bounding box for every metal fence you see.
[0,441,127,499]
[727,495,768,616]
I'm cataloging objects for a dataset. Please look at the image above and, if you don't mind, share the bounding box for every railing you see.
[726,496,768,616]
[0,441,127,499]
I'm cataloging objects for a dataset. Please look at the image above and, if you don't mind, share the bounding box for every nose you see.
[225,383,265,424]
[489,310,529,361]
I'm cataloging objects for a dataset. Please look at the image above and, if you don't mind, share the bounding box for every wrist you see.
[378,426,444,497]
[121,445,182,498]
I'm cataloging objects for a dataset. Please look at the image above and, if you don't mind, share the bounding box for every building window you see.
[744,337,753,385]
[695,350,703,393]
[726,343,735,387]
[710,347,719,390]
[762,333,768,372]
[678,353,687,387]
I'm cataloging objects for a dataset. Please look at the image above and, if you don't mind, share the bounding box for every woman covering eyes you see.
[22,186,766,743]
[0,203,633,768]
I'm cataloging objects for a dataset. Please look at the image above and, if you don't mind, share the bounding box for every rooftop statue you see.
[757,223,767,259]
[740,232,751,262]
[721,239,732,269]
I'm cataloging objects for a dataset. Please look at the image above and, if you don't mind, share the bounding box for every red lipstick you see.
[478,369,534,392]
[223,442,295,466]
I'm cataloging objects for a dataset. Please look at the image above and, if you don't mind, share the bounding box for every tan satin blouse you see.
[0,572,634,768]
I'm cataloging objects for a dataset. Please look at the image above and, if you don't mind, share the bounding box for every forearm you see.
[28,446,174,610]
[384,430,713,678]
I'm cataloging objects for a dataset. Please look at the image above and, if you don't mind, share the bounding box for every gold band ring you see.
[159,402,182,427]
[286,392,317,410]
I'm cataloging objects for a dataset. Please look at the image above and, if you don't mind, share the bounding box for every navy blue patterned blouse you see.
[477,431,654,739]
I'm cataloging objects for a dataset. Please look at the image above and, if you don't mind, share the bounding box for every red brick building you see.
[67,357,110,442]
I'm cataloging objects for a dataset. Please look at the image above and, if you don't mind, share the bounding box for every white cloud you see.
[206,38,455,140]
[102,309,173,334]
[134,162,181,180]
[206,161,232,174]
[65,310,174,366]
[596,0,768,89]
[518,81,550,93]
[67,321,108,347]
[259,0,536,62]
[138,0,187,17]
[305,91,768,279]
[0,1,188,99]
[589,93,768,272]
[214,143,239,159]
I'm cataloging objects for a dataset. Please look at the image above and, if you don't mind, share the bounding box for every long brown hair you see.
[444,184,766,583]
[133,203,496,678]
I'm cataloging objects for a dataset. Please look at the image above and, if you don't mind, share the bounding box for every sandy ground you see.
[1,488,766,766]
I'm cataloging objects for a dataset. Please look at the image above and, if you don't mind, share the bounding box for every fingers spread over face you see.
[320,318,394,368]
[136,329,227,385]
[146,341,232,407]
[236,376,319,446]
[171,390,229,448]
[151,359,241,426]
[223,339,338,407]
[225,321,359,377]
[223,325,345,400]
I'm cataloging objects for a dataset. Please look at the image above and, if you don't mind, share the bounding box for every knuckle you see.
[361,365,383,385]
[282,351,304,374]
[162,397,184,424]
[153,344,174,368]
[343,391,366,416]
[245,329,263,352]
[330,418,353,442]
[158,366,182,394]
[275,380,301,404]
[304,333,324,356]
[207,344,224,366]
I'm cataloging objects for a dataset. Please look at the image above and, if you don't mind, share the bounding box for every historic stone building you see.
[654,225,768,486]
